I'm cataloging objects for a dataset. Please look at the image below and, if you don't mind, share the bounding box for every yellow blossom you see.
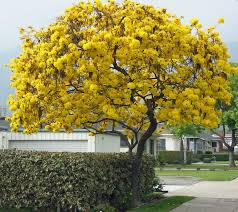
[217,17,225,24]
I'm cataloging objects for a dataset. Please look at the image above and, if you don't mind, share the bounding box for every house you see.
[0,118,120,153]
[120,129,220,155]
[0,118,9,131]
[0,118,220,154]
[210,133,238,153]
[0,130,120,153]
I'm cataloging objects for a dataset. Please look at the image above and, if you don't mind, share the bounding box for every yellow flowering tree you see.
[8,0,235,205]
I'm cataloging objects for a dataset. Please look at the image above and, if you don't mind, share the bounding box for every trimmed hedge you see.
[0,150,156,211]
[199,153,238,161]
[158,151,192,164]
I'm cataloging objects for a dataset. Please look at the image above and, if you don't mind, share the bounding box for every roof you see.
[0,118,9,131]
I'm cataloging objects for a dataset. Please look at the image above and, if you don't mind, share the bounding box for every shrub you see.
[203,158,211,163]
[91,204,117,212]
[205,151,213,154]
[0,150,156,211]
[200,153,238,161]
[142,192,162,203]
[152,178,163,192]
[156,154,166,166]
[158,151,192,164]
[191,158,201,163]
[211,156,216,162]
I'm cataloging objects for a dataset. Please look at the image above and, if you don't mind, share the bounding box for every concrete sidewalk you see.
[166,177,238,199]
[171,198,238,212]
[161,176,238,211]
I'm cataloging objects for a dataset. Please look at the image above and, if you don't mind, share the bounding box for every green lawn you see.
[162,163,238,170]
[213,161,238,165]
[128,196,194,212]
[0,197,193,212]
[156,170,238,181]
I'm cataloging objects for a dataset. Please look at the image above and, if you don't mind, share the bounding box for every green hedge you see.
[199,153,238,161]
[158,151,192,164]
[0,150,156,211]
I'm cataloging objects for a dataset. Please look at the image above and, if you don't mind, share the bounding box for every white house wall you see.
[0,131,89,152]
[166,136,180,151]
[9,140,88,152]
[87,135,96,152]
[95,134,120,153]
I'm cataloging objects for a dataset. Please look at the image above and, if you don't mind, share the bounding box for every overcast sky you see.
[0,0,238,105]
[0,0,238,52]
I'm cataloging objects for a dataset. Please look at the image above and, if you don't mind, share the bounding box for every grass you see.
[156,169,238,181]
[213,161,238,165]
[0,196,193,212]
[161,163,238,170]
[128,196,194,212]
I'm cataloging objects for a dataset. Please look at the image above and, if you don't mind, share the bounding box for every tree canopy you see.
[8,0,235,138]
[170,124,203,140]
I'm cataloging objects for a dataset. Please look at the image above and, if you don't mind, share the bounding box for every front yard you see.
[156,169,238,181]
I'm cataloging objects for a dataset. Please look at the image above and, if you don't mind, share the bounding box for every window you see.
[212,142,217,148]
[149,140,154,155]
[158,138,166,151]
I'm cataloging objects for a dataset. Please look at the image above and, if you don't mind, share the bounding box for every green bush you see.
[200,153,238,161]
[191,158,201,163]
[142,192,162,203]
[211,156,216,162]
[0,150,156,211]
[90,204,117,212]
[205,151,213,154]
[152,178,163,192]
[158,151,192,164]
[203,157,211,163]
[156,154,166,166]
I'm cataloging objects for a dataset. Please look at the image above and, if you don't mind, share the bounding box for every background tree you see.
[7,0,235,206]
[213,65,238,167]
[170,124,203,164]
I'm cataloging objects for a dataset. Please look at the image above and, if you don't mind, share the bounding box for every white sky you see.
[0,0,238,52]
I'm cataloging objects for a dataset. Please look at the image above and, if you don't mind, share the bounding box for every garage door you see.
[8,140,88,152]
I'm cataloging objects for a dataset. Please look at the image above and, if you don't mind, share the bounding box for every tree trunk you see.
[218,141,223,152]
[130,100,157,207]
[131,156,142,207]
[229,148,236,167]
[180,138,184,151]
[131,116,157,206]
